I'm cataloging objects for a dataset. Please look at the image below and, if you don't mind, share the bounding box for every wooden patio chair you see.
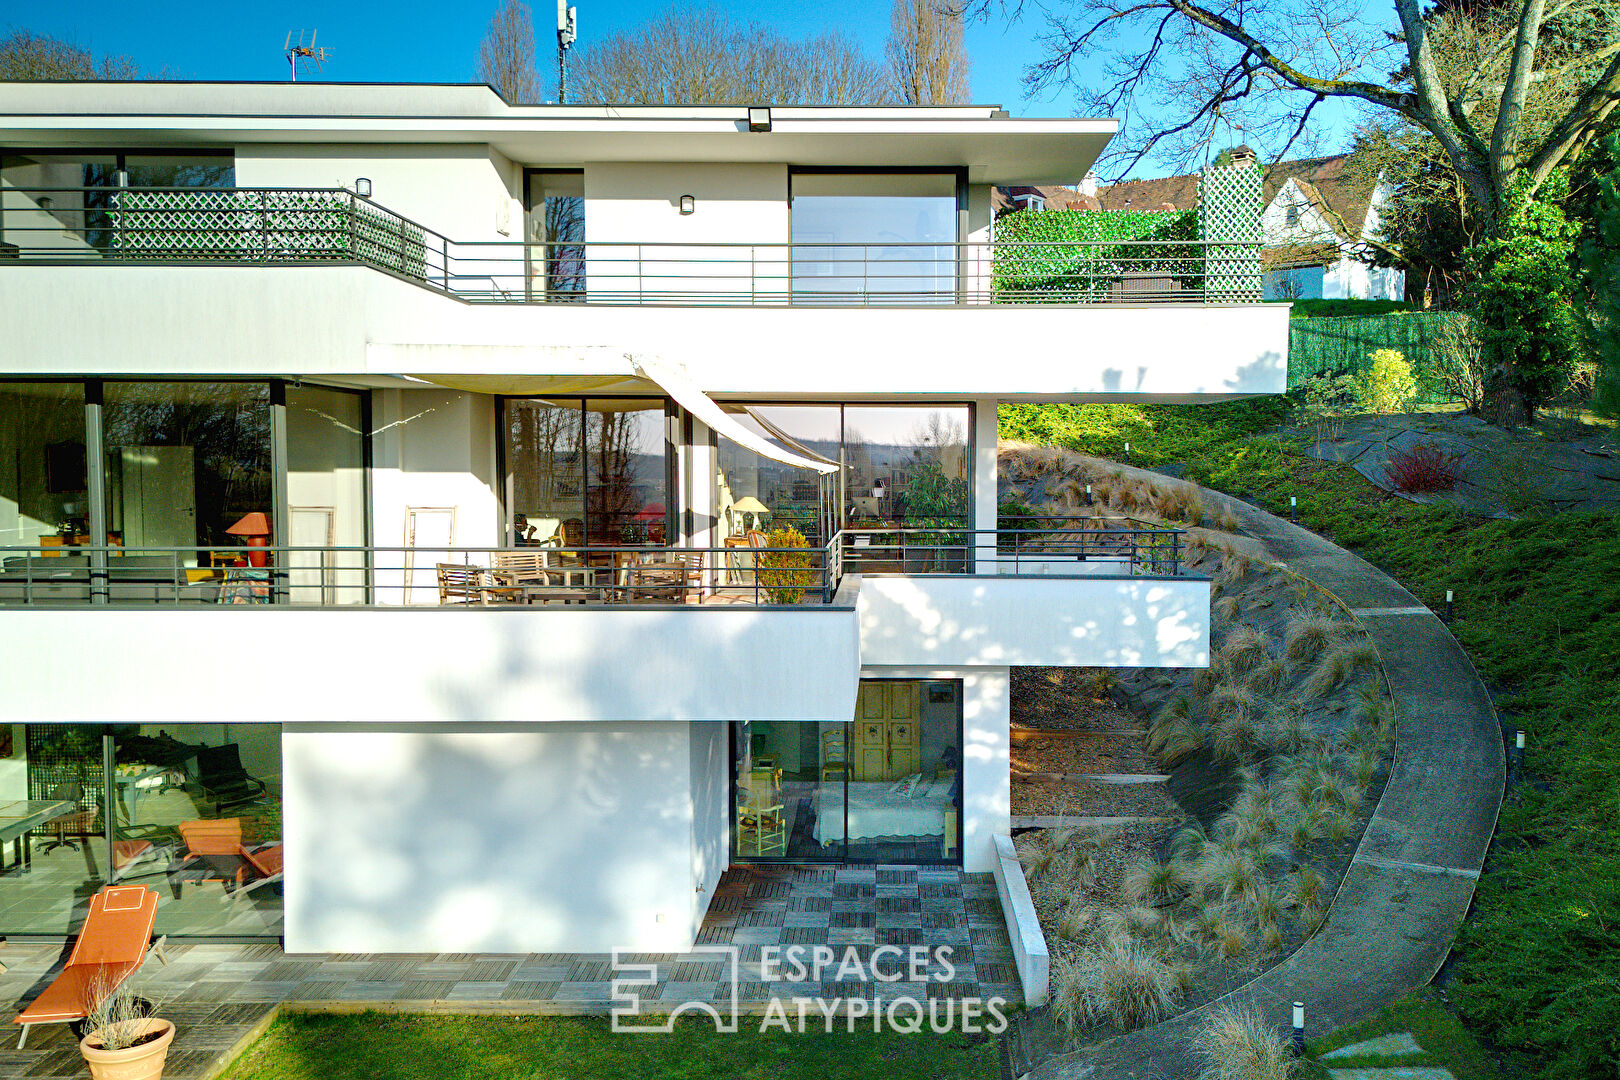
[13,885,168,1048]
[435,563,521,606]
[491,550,592,604]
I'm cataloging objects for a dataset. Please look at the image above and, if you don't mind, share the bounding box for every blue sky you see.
[10,0,1361,177]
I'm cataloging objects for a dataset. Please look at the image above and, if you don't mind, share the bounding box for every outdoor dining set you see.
[435,546,741,606]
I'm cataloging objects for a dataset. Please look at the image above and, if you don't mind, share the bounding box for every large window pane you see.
[714,405,840,547]
[505,399,584,546]
[103,382,272,567]
[586,399,668,546]
[114,724,283,937]
[0,153,118,254]
[0,381,87,548]
[843,406,971,571]
[791,173,957,302]
[525,171,585,301]
[286,385,367,604]
[0,725,107,933]
[733,719,848,861]
[843,679,962,864]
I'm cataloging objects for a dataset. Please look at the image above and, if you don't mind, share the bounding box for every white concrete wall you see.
[283,721,703,953]
[857,575,1210,668]
[584,163,789,299]
[688,719,729,934]
[0,606,860,725]
[0,266,1290,399]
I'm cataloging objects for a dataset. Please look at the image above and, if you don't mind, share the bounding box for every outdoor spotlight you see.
[355,177,372,197]
[679,194,695,214]
[747,106,772,132]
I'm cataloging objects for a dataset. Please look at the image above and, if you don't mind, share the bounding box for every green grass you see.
[1000,403,1620,1080]
[998,399,1291,468]
[216,1013,998,1080]
[1303,991,1499,1079]
[1274,298,1416,318]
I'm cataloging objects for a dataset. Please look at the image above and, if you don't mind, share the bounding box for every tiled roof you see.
[1092,173,1202,213]
[991,185,1101,214]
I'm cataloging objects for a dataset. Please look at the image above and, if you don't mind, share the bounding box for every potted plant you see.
[78,978,173,1080]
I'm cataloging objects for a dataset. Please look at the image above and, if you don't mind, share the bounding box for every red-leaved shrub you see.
[1384,443,1464,493]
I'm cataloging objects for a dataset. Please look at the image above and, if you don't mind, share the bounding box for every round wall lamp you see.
[679,194,695,215]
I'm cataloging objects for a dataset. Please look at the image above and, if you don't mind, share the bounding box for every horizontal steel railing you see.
[841,523,1184,577]
[0,185,1262,305]
[0,542,839,608]
[0,523,1183,608]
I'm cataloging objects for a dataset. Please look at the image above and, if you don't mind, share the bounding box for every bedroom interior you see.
[731,679,964,864]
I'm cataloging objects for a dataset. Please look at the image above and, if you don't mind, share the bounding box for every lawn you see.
[1301,990,1500,1079]
[1000,401,1620,1080]
[216,1013,999,1080]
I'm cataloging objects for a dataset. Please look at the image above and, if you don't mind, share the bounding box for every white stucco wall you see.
[0,606,860,725]
[282,721,706,953]
[688,719,729,931]
[0,266,1290,399]
[857,575,1210,668]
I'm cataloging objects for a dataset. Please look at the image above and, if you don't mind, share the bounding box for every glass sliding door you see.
[843,405,971,571]
[585,399,670,546]
[525,170,585,301]
[714,405,841,548]
[505,398,585,546]
[733,720,848,861]
[286,385,368,604]
[0,381,88,548]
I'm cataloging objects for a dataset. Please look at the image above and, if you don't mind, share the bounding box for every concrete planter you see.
[79,1018,175,1080]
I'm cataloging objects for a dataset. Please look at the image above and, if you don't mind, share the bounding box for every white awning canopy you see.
[413,353,840,475]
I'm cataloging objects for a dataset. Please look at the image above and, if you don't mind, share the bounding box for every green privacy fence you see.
[1289,312,1465,403]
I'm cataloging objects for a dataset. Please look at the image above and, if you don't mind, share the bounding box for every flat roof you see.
[0,81,1117,184]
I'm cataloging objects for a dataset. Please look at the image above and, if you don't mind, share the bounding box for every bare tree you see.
[476,0,541,103]
[978,0,1619,222]
[569,6,890,104]
[0,29,141,79]
[888,0,974,104]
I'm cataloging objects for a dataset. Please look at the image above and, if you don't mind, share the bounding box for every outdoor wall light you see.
[679,194,695,214]
[747,106,772,132]
[355,177,372,197]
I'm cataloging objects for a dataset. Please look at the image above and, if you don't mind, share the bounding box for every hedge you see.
[991,207,1200,301]
[1289,312,1465,404]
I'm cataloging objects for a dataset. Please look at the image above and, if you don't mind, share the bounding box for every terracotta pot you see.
[79,1018,175,1080]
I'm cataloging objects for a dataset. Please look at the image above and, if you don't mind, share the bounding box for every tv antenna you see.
[284,30,332,82]
[556,1,578,103]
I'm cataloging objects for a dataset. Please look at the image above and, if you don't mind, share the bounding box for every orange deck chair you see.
[13,884,167,1048]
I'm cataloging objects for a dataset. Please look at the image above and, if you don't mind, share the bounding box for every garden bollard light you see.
[1291,1002,1306,1057]
[1123,441,1131,463]
[1509,730,1525,784]
[1445,589,1454,622]
[1085,483,1093,505]
[1290,495,1297,521]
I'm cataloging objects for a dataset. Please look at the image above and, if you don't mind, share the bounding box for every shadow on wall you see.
[285,617,739,955]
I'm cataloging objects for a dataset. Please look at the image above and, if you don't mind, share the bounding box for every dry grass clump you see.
[1209,715,1262,762]
[1300,637,1379,698]
[1208,684,1264,724]
[1283,611,1343,664]
[1191,844,1263,906]
[1215,553,1252,589]
[1216,625,1269,676]
[1148,697,1205,765]
[1072,938,1188,1031]
[1193,1004,1297,1080]
[1059,905,1099,942]
[1217,507,1241,532]
[1246,656,1290,697]
[1123,857,1188,905]
[1212,595,1241,625]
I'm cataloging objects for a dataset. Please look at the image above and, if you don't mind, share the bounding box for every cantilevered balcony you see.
[0,186,1262,307]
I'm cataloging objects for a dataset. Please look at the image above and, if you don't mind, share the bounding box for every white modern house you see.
[0,82,1284,956]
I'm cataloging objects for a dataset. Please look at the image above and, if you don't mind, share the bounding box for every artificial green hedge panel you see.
[991,208,1199,301]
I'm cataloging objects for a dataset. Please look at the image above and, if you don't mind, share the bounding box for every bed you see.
[812,774,955,845]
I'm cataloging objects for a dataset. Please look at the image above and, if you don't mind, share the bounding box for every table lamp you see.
[226,512,272,568]
[731,496,770,532]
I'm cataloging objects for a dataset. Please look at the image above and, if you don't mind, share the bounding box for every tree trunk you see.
[1482,379,1533,427]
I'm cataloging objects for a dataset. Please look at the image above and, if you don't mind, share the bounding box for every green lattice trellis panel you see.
[1198,164,1263,302]
[106,189,427,281]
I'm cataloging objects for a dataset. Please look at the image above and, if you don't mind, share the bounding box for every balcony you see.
[0,186,1262,307]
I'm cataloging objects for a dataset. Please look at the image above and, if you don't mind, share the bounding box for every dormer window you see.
[1015,193,1046,212]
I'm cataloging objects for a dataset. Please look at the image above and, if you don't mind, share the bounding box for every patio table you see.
[0,800,76,873]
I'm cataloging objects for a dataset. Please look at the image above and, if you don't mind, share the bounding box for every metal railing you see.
[0,524,1184,608]
[0,542,842,608]
[842,524,1184,578]
[0,185,1262,306]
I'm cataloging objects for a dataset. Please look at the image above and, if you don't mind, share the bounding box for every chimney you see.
[1229,145,1258,167]
[1079,170,1100,197]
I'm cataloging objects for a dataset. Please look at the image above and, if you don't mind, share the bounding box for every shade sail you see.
[626,355,840,475]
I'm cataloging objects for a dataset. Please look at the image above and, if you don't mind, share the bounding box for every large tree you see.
[476,0,541,103]
[978,0,1620,421]
[0,29,140,79]
[568,6,889,105]
[888,0,974,104]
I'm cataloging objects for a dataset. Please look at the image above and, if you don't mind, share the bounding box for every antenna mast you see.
[284,30,333,82]
[556,1,577,103]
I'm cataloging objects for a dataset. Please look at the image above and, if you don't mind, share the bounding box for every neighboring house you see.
[0,83,1285,956]
[998,150,1406,301]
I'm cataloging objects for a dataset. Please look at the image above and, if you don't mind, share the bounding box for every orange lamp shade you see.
[225,512,272,538]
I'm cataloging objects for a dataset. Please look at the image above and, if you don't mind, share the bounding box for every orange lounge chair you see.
[177,818,249,888]
[13,884,167,1048]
